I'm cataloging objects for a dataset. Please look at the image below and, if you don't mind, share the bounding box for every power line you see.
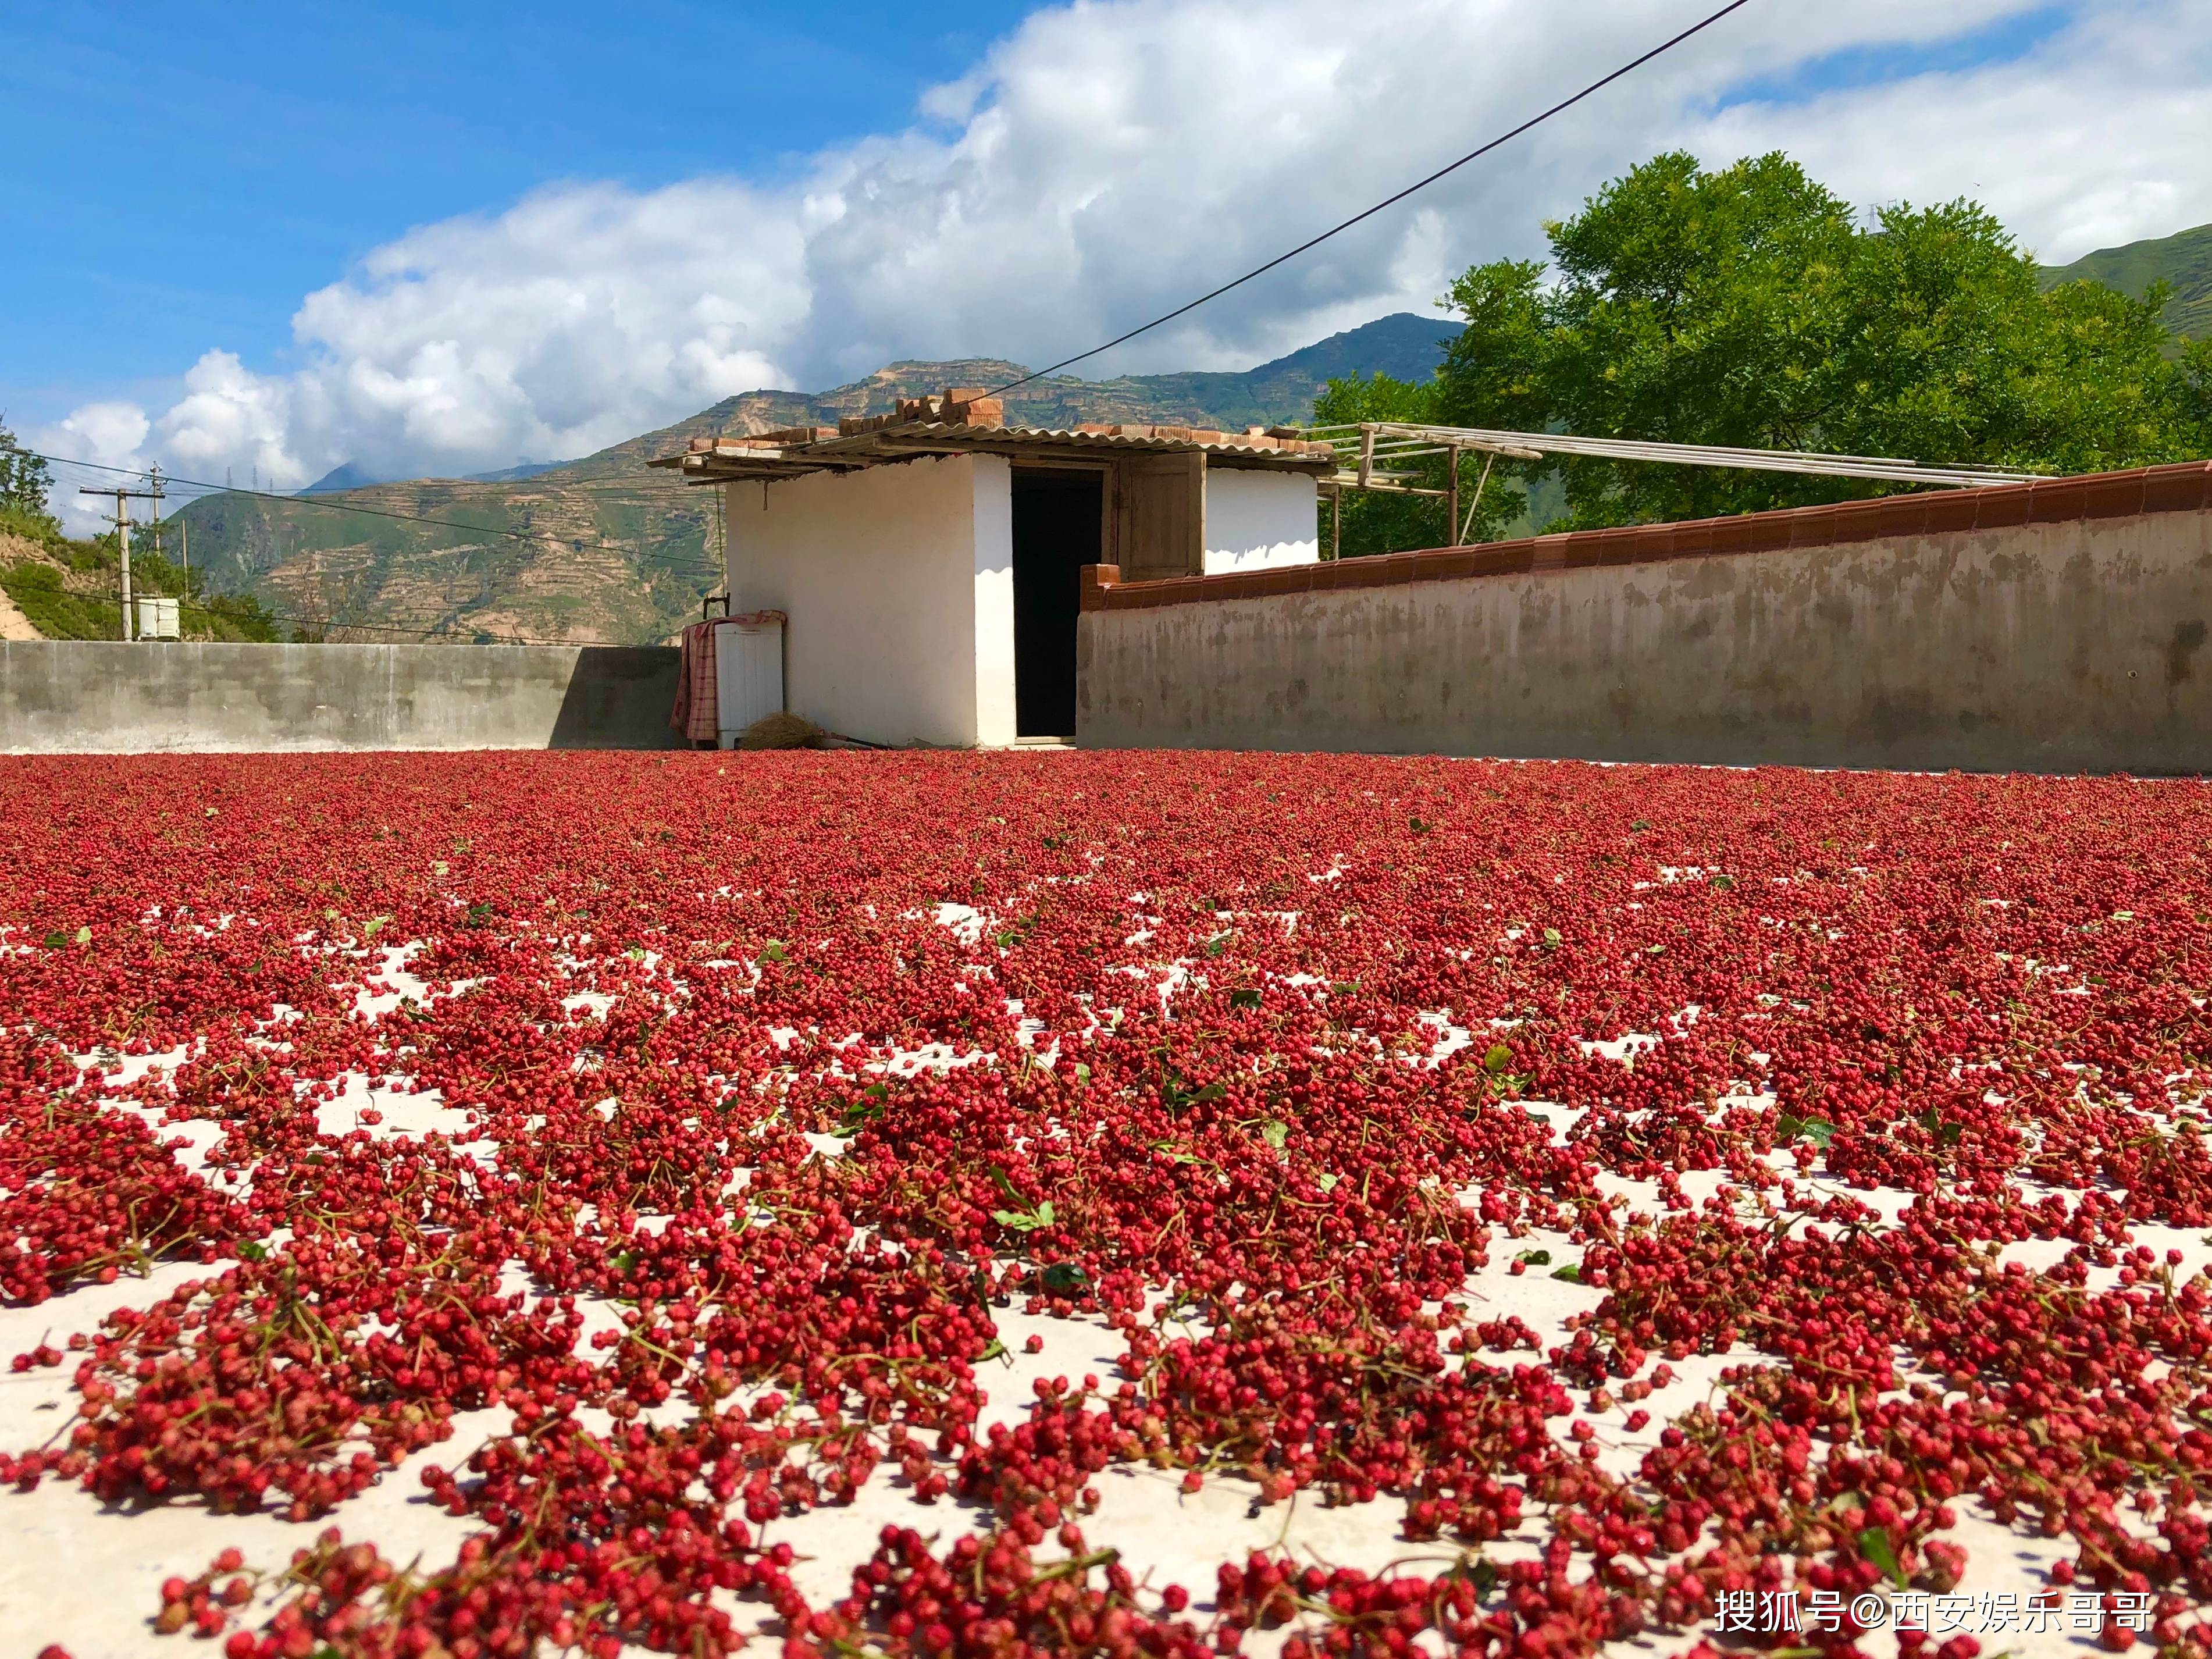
[10,447,725,619]
[223,552,717,641]
[60,585,626,647]
[2,5,1759,621]
[15,446,693,554]
[13,447,725,583]
[216,473,691,503]
[180,600,585,646]
[34,574,562,645]
[8,7,1751,571]
[988,0,1758,398]
[184,602,525,643]
[11,464,713,644]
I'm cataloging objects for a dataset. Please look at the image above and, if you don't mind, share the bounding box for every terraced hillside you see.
[171,314,1461,645]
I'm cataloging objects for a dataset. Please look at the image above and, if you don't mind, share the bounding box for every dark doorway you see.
[1011,469,1103,738]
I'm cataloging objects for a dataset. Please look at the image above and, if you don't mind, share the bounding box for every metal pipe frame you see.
[1308,422,2044,490]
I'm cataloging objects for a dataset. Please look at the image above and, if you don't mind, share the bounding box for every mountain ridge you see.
[172,313,1461,644]
[2039,220,2211,341]
[298,462,384,496]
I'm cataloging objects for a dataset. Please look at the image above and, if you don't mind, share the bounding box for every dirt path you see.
[0,530,56,639]
[0,582,41,639]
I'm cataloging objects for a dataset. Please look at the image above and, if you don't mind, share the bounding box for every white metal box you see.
[136,596,181,639]
[714,612,786,745]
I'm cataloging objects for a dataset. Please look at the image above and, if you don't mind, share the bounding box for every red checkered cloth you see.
[671,620,722,743]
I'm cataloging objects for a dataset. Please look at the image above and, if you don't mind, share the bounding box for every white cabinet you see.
[714,612,785,745]
[136,596,181,639]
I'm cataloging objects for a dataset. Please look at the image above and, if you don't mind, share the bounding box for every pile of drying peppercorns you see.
[7,751,2212,1659]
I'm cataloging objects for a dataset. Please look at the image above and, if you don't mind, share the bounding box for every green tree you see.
[0,419,62,542]
[1321,151,2212,553]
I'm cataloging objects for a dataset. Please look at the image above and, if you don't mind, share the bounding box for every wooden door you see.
[1114,453,1205,582]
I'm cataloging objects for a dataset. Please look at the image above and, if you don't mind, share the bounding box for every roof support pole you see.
[1460,453,1496,544]
[1444,444,1461,548]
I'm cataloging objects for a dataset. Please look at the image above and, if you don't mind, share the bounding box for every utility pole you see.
[79,480,163,641]
[149,464,169,636]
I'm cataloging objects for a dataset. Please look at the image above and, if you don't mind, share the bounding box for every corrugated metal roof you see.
[915,421,1336,457]
[650,418,1338,483]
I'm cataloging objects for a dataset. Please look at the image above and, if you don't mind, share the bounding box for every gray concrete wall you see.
[0,642,683,753]
[1077,510,2212,772]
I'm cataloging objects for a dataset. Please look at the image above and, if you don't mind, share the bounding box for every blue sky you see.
[7,1,2204,512]
[2,3,1039,416]
[1710,5,2073,111]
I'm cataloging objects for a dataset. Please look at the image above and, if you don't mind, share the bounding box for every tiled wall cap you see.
[1080,460,2212,611]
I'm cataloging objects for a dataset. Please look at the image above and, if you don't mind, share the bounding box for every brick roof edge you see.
[1079,459,2212,613]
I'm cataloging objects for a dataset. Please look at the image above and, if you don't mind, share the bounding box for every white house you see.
[653,389,1333,746]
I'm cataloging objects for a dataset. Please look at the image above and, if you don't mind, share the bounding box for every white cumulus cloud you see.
[40,0,2210,531]
[1703,0,2212,262]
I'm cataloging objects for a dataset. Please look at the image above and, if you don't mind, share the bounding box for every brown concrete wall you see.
[1076,464,2212,772]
